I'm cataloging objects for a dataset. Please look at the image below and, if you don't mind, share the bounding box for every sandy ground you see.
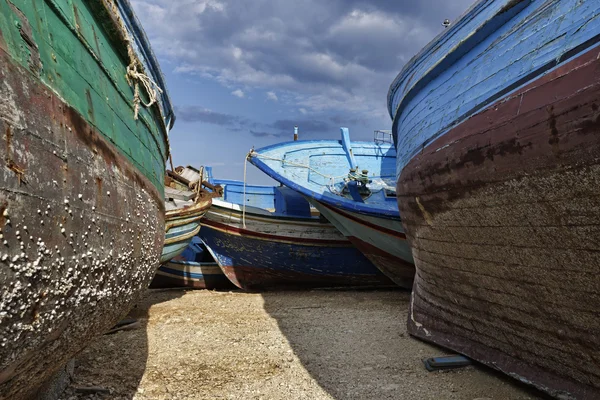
[59,289,547,400]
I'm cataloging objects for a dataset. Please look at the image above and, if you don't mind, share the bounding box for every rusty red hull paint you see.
[398,47,600,398]
[0,41,164,398]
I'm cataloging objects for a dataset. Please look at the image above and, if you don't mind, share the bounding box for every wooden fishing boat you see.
[388,1,600,398]
[162,166,221,264]
[162,166,208,264]
[151,237,234,289]
[248,128,415,288]
[199,178,393,291]
[0,1,173,398]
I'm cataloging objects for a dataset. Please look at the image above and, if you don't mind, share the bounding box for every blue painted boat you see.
[152,237,234,289]
[198,178,393,291]
[388,1,600,398]
[248,128,415,288]
[161,166,215,263]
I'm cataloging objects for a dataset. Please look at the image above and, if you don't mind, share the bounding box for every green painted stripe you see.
[0,0,169,194]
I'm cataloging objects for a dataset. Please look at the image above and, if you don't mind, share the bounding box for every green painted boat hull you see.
[0,1,172,398]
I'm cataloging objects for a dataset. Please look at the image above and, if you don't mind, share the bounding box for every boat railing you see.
[374,130,393,144]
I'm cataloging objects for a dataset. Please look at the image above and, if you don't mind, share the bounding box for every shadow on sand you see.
[63,289,186,399]
[260,288,551,400]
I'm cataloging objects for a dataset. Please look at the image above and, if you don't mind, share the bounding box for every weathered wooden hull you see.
[151,260,232,289]
[0,41,164,400]
[161,199,211,263]
[199,203,393,291]
[310,201,414,288]
[394,19,600,400]
[0,1,171,398]
[247,134,415,289]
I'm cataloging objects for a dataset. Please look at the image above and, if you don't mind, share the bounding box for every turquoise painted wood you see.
[160,218,202,263]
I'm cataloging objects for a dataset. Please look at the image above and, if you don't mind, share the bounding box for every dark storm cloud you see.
[176,106,247,126]
[249,130,272,137]
[133,0,473,123]
[271,119,333,134]
[178,105,338,138]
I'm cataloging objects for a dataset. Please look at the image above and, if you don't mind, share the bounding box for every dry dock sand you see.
[61,289,547,400]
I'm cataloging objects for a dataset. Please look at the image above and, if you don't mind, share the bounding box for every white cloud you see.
[232,47,243,60]
[132,0,472,124]
[298,108,307,114]
[231,89,245,98]
[266,91,278,101]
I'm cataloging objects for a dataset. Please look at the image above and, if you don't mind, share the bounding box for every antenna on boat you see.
[294,125,299,141]
[442,19,450,28]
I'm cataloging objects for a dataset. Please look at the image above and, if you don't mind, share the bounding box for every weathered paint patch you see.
[398,41,600,399]
[199,203,392,291]
[0,0,170,194]
[0,19,165,400]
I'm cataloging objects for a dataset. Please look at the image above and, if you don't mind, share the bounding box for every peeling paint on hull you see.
[0,48,164,399]
[199,204,393,291]
[397,34,600,400]
[161,199,211,264]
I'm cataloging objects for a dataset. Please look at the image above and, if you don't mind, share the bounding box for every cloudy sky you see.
[131,0,473,183]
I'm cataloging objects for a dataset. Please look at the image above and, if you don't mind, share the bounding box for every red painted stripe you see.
[319,202,407,239]
[201,218,351,246]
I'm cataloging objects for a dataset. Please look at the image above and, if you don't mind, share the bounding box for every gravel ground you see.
[60,289,547,400]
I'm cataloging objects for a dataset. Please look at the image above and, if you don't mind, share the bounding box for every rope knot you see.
[125,39,163,120]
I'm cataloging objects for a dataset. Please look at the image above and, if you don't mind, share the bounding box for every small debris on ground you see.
[424,355,472,372]
[60,289,545,399]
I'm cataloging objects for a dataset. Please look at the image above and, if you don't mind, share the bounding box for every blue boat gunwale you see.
[386,0,528,119]
[249,139,401,219]
[392,36,600,168]
[388,0,600,173]
[388,0,534,143]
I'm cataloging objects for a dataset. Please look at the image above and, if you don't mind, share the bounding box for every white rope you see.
[106,0,163,121]
[242,151,251,228]
[123,36,163,120]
